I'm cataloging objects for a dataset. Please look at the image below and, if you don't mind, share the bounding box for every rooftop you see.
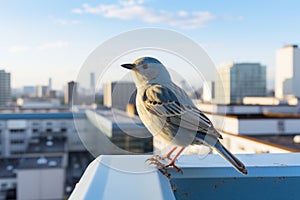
[18,156,63,169]
[0,158,19,178]
[26,137,67,154]
[69,153,300,200]
[251,135,300,151]
[226,112,300,119]
[86,108,151,138]
[0,112,86,120]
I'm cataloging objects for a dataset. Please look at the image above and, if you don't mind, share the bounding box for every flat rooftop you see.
[0,158,19,178]
[18,156,63,169]
[250,135,300,151]
[95,108,144,125]
[0,112,86,119]
[87,108,151,138]
[26,137,67,153]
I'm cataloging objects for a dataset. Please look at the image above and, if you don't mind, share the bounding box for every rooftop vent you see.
[293,135,300,144]
[37,157,47,165]
[46,140,53,146]
[48,160,57,167]
[6,165,13,171]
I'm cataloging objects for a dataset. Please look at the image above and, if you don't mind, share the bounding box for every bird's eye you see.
[142,64,148,69]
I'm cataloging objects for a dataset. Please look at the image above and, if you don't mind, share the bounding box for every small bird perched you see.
[121,57,247,175]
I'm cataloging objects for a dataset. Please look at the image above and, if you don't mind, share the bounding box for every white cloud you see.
[72,0,215,29]
[71,8,84,14]
[38,41,69,50]
[9,41,68,53]
[9,45,31,53]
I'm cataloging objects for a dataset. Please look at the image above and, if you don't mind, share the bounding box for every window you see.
[277,120,285,133]
[32,129,39,133]
[9,129,25,133]
[46,122,53,126]
[10,139,24,144]
[61,128,67,132]
[1,183,7,189]
[46,128,52,132]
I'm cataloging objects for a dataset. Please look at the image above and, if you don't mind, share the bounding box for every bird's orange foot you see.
[164,161,183,174]
[145,157,166,168]
[145,156,183,174]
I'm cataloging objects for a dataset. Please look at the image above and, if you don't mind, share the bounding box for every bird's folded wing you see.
[143,84,220,138]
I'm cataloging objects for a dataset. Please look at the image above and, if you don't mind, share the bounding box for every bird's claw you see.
[146,158,166,168]
[159,168,171,180]
[145,156,183,175]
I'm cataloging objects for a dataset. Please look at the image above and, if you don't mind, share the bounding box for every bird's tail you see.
[213,140,248,175]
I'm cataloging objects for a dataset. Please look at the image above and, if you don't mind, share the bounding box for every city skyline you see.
[0,0,300,90]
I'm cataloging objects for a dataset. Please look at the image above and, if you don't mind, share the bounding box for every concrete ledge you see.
[69,153,300,200]
[69,155,175,200]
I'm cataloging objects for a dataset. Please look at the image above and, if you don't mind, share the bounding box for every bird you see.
[121,57,248,175]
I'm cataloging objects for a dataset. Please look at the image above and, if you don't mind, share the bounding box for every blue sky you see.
[0,0,299,90]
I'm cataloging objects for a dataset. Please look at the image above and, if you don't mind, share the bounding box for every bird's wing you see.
[143,84,221,138]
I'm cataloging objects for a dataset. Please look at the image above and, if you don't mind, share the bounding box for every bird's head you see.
[121,57,171,86]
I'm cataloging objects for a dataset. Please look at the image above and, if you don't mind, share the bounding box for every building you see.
[103,81,136,111]
[275,45,300,98]
[202,81,215,102]
[215,63,266,104]
[65,81,78,106]
[0,70,11,107]
[195,102,300,154]
[0,110,90,199]
[36,85,48,98]
[17,135,67,200]
[0,112,87,158]
[85,108,153,154]
[17,156,65,200]
[23,86,36,97]
[90,72,95,91]
[48,78,52,90]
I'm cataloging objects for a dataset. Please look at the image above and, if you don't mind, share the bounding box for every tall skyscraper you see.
[0,70,11,107]
[90,73,95,91]
[215,63,266,104]
[275,45,300,98]
[48,78,52,90]
[103,81,136,111]
[65,81,78,106]
[36,85,48,97]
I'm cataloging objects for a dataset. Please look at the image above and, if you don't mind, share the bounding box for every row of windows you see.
[9,129,26,133]
[6,128,68,134]
[10,139,24,144]
[31,122,69,126]
[1,182,17,189]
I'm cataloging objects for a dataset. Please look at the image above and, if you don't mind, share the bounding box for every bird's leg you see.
[162,147,177,160]
[163,147,185,173]
[146,147,185,174]
[145,147,177,163]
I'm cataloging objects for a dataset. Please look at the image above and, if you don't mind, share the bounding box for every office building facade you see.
[103,81,136,111]
[0,70,11,107]
[64,81,78,106]
[275,45,300,98]
[215,63,266,104]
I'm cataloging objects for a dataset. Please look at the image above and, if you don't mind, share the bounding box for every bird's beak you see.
[121,63,136,70]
